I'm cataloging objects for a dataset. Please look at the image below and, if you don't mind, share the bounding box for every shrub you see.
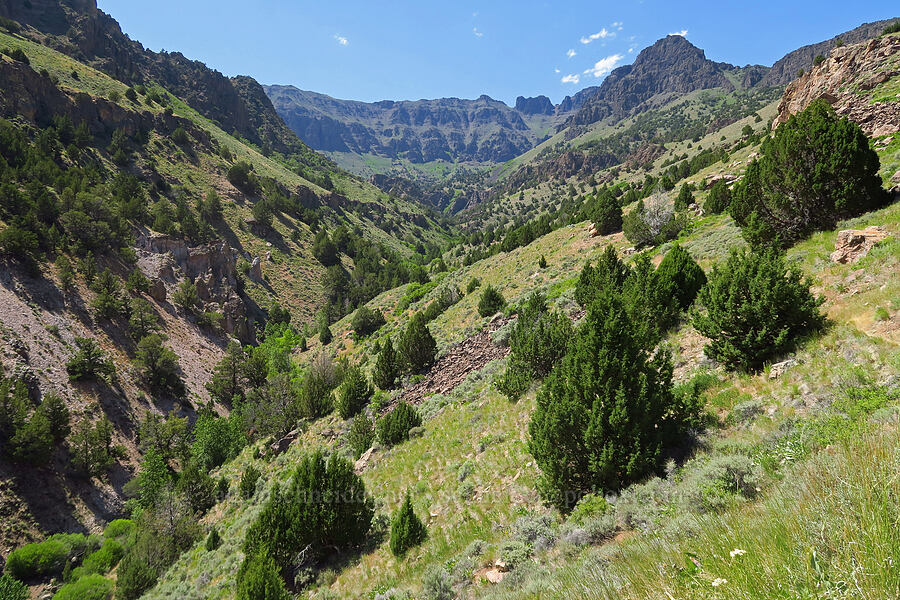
[883,21,900,35]
[336,365,372,419]
[172,280,199,313]
[0,574,27,600]
[240,465,261,499]
[351,306,386,338]
[390,493,427,556]
[422,565,453,600]
[319,323,333,345]
[373,338,401,390]
[655,244,706,312]
[347,413,375,458]
[678,454,761,513]
[477,285,505,317]
[72,538,125,578]
[236,552,290,600]
[205,528,221,551]
[115,551,157,600]
[377,402,422,447]
[466,277,481,294]
[66,337,113,382]
[529,289,699,510]
[569,493,610,524]
[730,100,887,248]
[692,249,824,372]
[53,574,113,600]
[398,313,436,374]
[227,161,258,194]
[312,229,340,266]
[170,127,189,145]
[623,190,684,248]
[5,533,93,580]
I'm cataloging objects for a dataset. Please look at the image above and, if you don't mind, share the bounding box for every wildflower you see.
[712,578,727,587]
[730,548,746,558]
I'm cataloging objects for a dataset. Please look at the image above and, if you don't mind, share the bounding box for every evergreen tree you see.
[704,180,731,215]
[235,552,290,600]
[398,313,436,374]
[312,229,340,266]
[319,323,333,345]
[376,402,422,447]
[66,337,114,382]
[477,285,506,317]
[56,255,74,294]
[529,289,698,510]
[137,447,171,509]
[730,100,887,248]
[335,365,372,419]
[674,183,694,210]
[347,413,375,459]
[592,189,623,235]
[372,338,400,390]
[206,340,246,403]
[128,298,160,340]
[692,249,824,372]
[176,460,216,515]
[90,269,124,319]
[205,528,221,551]
[172,280,199,314]
[574,245,629,308]
[350,306,386,338]
[390,492,427,556]
[655,244,707,313]
[37,393,70,442]
[135,334,183,393]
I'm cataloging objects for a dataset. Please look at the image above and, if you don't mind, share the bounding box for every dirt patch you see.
[399,317,514,406]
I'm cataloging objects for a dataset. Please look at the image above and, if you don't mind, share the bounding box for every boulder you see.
[830,226,890,264]
[769,358,798,379]
[249,257,263,282]
[148,278,167,302]
[354,447,375,474]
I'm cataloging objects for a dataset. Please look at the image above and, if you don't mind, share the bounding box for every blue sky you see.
[97,1,897,105]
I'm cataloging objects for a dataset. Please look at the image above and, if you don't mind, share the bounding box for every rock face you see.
[515,95,554,115]
[761,19,898,86]
[265,86,560,163]
[136,233,256,342]
[773,34,900,137]
[830,226,890,264]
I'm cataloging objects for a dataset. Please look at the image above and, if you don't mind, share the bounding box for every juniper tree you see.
[529,289,699,510]
[730,100,887,248]
[373,337,401,390]
[477,285,505,317]
[398,313,436,374]
[655,244,707,313]
[674,183,694,210]
[692,248,824,372]
[703,180,731,214]
[390,492,427,556]
[335,364,372,419]
[206,341,246,404]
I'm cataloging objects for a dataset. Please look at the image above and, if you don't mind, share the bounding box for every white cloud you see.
[333,34,348,46]
[580,28,613,44]
[628,47,634,53]
[561,73,580,84]
[554,68,561,73]
[566,48,577,58]
[473,27,484,38]
[612,21,623,30]
[668,29,688,37]
[583,53,624,78]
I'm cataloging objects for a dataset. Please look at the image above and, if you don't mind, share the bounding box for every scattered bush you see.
[693,249,824,372]
[477,285,506,317]
[377,402,422,448]
[678,454,761,513]
[235,552,290,600]
[466,277,481,294]
[351,306,386,338]
[390,493,427,556]
[0,573,27,600]
[5,533,95,580]
[52,574,113,600]
[421,565,453,600]
[240,465,261,499]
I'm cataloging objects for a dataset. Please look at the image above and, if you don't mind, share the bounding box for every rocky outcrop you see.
[830,226,890,264]
[515,95,554,115]
[773,34,900,137]
[135,233,255,342]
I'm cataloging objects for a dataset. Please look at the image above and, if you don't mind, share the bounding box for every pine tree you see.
[592,189,623,235]
[135,334,183,393]
[529,289,697,510]
[730,100,888,247]
[390,492,427,557]
[398,313,436,374]
[373,338,400,390]
[206,341,246,403]
[692,248,824,372]
[172,280,199,313]
[90,268,124,319]
[128,298,160,340]
[66,337,114,382]
[56,255,74,294]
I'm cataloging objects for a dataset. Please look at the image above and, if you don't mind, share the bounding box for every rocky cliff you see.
[773,33,900,138]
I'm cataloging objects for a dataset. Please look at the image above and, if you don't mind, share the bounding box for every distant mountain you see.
[0,0,322,163]
[566,35,755,128]
[760,18,899,86]
[265,86,583,165]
